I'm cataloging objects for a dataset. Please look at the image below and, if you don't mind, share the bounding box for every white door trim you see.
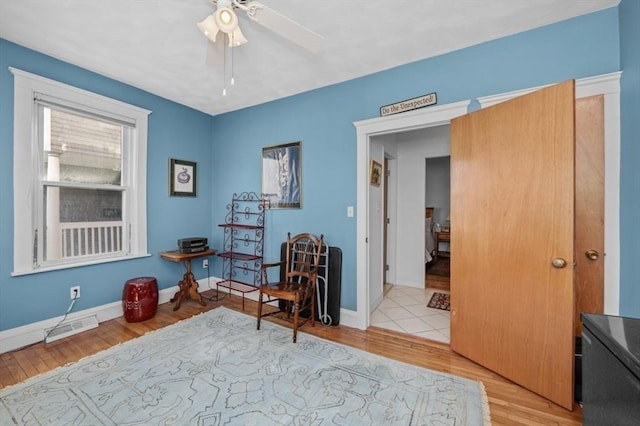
[353,100,471,329]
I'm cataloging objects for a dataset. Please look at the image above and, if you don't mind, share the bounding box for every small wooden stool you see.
[122,277,158,322]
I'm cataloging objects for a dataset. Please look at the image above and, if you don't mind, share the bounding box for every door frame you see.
[354,100,470,329]
[352,72,621,329]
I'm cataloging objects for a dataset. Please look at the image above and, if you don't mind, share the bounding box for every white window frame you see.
[10,67,151,276]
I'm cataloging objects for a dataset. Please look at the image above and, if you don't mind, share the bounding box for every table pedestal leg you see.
[170,261,206,311]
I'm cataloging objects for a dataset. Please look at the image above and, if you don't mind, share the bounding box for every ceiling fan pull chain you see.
[222,39,227,96]
[230,33,235,86]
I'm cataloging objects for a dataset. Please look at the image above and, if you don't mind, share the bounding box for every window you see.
[11,68,151,275]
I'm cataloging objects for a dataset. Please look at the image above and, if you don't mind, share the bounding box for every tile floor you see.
[370,285,450,344]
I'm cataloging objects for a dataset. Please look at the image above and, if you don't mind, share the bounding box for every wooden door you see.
[574,95,605,336]
[450,81,576,410]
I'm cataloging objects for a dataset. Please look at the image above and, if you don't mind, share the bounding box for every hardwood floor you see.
[0,289,582,425]
[426,256,451,290]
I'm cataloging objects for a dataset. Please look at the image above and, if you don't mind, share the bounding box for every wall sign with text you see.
[380,92,437,117]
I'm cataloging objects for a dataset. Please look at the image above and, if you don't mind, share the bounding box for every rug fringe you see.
[478,380,493,425]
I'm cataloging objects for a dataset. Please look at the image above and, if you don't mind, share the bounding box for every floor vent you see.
[44,315,99,343]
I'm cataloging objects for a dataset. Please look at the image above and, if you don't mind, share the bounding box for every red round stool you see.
[122,277,158,323]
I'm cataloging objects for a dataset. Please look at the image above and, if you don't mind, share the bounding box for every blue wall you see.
[210,7,624,312]
[0,40,214,331]
[619,0,640,316]
[2,3,637,333]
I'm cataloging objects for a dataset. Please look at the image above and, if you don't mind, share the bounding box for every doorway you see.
[369,133,453,342]
[355,102,468,332]
[425,156,451,291]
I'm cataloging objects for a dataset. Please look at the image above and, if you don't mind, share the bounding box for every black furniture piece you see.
[581,313,640,425]
[279,242,342,326]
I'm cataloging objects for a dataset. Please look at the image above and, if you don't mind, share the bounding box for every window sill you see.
[11,253,152,277]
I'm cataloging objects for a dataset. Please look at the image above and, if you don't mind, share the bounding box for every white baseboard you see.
[0,276,360,354]
[44,314,99,343]
[0,285,179,354]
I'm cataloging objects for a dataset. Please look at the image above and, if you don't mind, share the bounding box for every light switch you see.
[347,206,354,217]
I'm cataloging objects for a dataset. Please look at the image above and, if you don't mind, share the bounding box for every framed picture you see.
[370,160,382,187]
[169,158,197,197]
[262,141,301,209]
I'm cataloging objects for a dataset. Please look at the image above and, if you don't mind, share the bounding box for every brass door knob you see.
[586,249,599,260]
[552,258,567,268]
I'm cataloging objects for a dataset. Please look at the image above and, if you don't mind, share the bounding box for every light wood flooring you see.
[0,289,582,425]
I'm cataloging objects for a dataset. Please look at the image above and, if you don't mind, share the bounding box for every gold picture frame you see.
[370,160,382,187]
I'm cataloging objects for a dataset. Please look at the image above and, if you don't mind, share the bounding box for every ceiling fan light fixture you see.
[197,15,220,43]
[229,25,248,47]
[218,9,233,25]
[214,6,238,33]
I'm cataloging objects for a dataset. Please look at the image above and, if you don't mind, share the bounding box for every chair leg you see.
[257,290,263,330]
[310,287,315,329]
[292,300,300,343]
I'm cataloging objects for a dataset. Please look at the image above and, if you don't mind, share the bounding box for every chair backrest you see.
[285,233,324,283]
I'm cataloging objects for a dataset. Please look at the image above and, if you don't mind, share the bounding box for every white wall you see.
[426,156,451,226]
[368,136,388,310]
[385,151,398,291]
[395,125,450,287]
[368,125,450,293]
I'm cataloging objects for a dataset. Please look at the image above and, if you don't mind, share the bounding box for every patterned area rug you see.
[0,307,489,425]
[428,292,451,311]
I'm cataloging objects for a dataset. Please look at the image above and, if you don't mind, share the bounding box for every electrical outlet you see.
[70,285,80,300]
[202,259,208,268]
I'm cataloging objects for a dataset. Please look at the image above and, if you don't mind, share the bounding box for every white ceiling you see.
[0,0,619,116]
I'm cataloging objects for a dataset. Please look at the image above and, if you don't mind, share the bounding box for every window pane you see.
[43,107,122,185]
[43,187,124,261]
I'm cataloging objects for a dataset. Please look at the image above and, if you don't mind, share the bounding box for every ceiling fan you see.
[197,0,324,54]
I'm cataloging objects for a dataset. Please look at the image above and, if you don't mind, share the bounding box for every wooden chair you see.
[257,232,324,343]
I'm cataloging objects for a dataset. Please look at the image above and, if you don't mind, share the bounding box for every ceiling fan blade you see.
[238,0,324,53]
[205,39,218,66]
